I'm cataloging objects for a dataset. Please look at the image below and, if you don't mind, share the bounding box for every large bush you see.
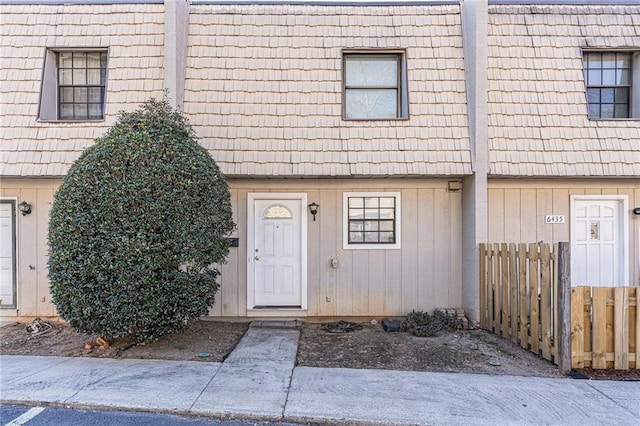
[48,98,234,342]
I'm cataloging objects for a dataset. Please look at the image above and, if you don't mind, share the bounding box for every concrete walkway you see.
[1,324,639,425]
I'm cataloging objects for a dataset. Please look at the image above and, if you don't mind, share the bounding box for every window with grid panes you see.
[58,51,107,120]
[583,52,632,119]
[344,193,401,249]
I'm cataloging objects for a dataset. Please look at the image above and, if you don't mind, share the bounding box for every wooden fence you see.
[571,286,639,370]
[480,242,639,371]
[479,243,561,365]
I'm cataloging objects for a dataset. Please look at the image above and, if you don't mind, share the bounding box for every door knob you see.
[255,256,260,261]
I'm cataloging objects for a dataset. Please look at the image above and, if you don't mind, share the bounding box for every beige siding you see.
[184,4,472,178]
[214,178,463,318]
[487,4,640,177]
[0,4,165,177]
[1,178,462,320]
[0,179,61,318]
[488,179,640,286]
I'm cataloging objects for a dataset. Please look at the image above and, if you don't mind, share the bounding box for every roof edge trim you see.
[0,0,163,5]
[192,1,458,5]
[489,0,640,5]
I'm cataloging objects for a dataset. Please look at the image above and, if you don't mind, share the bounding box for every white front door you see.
[248,194,306,308]
[571,196,628,287]
[0,201,16,307]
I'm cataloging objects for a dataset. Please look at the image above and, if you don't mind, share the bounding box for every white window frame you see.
[343,192,401,250]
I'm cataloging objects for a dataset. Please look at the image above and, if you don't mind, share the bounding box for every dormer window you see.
[39,49,108,121]
[583,51,638,119]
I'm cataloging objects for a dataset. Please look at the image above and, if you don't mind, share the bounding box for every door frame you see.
[570,195,629,287]
[0,198,17,309]
[247,192,308,312]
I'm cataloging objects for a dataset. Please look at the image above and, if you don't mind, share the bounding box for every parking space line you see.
[4,407,45,426]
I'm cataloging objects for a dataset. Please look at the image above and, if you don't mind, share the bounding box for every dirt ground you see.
[1,318,638,380]
[0,320,249,363]
[297,322,563,378]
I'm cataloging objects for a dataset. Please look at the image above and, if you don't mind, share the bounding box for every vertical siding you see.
[2,178,463,320]
[433,189,451,309]
[213,187,240,317]
[318,189,338,316]
[216,179,463,318]
[488,180,640,287]
[401,189,419,313]
[36,189,55,316]
[18,188,37,316]
[417,188,435,310]
[449,193,463,307]
[306,188,321,316]
[0,179,60,318]
[385,247,403,314]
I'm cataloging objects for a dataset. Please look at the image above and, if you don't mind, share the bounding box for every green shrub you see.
[48,97,235,343]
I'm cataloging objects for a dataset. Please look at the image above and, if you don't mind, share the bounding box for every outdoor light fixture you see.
[18,201,32,216]
[308,202,319,221]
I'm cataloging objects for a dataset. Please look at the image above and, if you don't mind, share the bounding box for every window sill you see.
[342,117,410,122]
[587,117,639,121]
[343,244,402,250]
[37,119,106,124]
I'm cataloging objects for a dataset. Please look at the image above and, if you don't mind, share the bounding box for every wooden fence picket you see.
[540,243,552,361]
[501,243,509,338]
[492,244,499,333]
[479,244,638,370]
[509,244,518,344]
[570,287,585,368]
[552,243,559,362]
[529,243,540,355]
[518,243,528,349]
[479,243,487,328]
[614,287,629,370]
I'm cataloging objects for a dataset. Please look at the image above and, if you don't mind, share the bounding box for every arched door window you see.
[263,205,292,220]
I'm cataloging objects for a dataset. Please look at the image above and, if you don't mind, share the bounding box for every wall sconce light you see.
[308,202,319,221]
[18,201,32,216]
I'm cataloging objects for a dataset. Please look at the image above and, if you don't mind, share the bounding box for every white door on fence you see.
[0,201,16,307]
[248,194,306,308]
[571,196,628,287]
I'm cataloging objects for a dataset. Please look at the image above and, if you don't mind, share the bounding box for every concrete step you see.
[249,320,301,329]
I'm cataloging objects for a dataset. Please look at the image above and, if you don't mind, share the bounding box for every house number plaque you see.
[545,215,565,224]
